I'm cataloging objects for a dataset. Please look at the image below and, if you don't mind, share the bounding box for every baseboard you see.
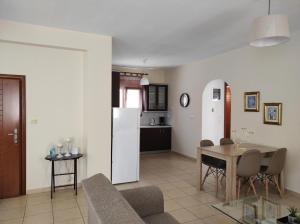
[26,182,82,195]
[172,151,197,162]
[285,188,300,198]
[140,150,171,154]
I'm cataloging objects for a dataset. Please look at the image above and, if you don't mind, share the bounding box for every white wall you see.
[0,42,84,190]
[165,30,300,193]
[202,79,225,144]
[0,20,112,191]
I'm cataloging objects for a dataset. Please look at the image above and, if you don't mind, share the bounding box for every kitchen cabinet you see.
[112,72,120,107]
[140,127,171,152]
[145,84,168,111]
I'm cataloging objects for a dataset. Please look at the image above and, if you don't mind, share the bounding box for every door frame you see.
[0,74,26,195]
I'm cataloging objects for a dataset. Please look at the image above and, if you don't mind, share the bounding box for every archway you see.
[202,79,231,145]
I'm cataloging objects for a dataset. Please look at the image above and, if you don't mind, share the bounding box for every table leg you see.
[51,161,54,199]
[53,161,55,193]
[75,159,78,195]
[279,170,285,194]
[73,159,76,190]
[197,149,203,190]
[231,157,238,201]
[225,157,232,202]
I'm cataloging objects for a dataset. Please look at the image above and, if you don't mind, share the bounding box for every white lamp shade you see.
[250,14,290,47]
[140,77,149,85]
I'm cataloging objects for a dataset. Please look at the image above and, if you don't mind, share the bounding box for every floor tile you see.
[164,199,183,212]
[53,207,82,223]
[186,204,217,219]
[169,208,198,223]
[83,216,88,224]
[0,207,25,221]
[1,152,299,224]
[23,212,53,224]
[163,188,187,199]
[0,219,23,224]
[54,217,84,224]
[184,219,205,224]
[52,199,78,211]
[26,195,51,206]
[0,197,26,210]
[180,186,199,196]
[25,202,52,216]
[202,214,236,224]
[78,205,88,217]
[174,196,202,208]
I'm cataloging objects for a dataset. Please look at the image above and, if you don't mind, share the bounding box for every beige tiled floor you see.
[1,152,300,224]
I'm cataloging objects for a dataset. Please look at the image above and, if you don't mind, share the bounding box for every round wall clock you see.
[180,93,190,107]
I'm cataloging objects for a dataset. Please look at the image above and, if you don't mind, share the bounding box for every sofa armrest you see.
[120,186,164,218]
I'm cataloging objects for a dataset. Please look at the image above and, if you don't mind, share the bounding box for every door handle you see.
[8,128,18,144]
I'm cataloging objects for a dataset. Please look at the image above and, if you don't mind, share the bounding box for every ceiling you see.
[0,0,300,68]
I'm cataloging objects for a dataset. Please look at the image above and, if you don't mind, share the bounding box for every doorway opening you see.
[0,75,26,198]
[201,79,231,145]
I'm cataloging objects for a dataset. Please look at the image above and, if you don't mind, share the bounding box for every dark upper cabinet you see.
[140,127,172,152]
[145,84,168,111]
[112,72,120,107]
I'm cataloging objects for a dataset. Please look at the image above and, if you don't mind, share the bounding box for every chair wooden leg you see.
[201,166,211,187]
[249,177,257,196]
[221,174,225,184]
[237,178,241,200]
[246,178,251,195]
[246,186,251,195]
[216,169,219,195]
[220,171,226,188]
[273,175,282,197]
[265,177,269,198]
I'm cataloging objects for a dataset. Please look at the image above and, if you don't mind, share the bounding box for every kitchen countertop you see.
[140,125,172,128]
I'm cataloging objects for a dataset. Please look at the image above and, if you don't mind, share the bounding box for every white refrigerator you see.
[112,108,140,184]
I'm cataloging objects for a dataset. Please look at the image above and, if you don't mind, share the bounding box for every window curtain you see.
[119,75,145,109]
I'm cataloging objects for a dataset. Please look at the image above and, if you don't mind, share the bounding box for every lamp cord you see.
[268,0,271,15]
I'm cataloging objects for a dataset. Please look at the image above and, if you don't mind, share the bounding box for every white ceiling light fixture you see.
[250,0,290,47]
[140,58,150,86]
[140,76,150,85]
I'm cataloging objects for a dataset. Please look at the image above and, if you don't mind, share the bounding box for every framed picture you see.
[264,103,282,125]
[213,88,221,100]
[262,198,279,220]
[244,92,260,112]
[243,202,257,224]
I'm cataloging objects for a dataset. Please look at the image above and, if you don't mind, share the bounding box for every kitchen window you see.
[125,88,141,108]
[119,75,144,109]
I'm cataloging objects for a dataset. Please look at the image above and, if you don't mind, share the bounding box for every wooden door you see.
[0,76,25,198]
[224,83,231,138]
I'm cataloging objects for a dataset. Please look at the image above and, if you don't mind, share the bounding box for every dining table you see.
[197,143,285,202]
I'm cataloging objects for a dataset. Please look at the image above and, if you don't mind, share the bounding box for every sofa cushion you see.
[143,213,180,224]
[82,173,145,224]
[120,186,164,218]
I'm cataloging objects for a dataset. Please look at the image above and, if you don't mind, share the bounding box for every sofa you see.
[82,173,179,224]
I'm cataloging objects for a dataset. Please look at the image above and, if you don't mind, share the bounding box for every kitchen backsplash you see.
[140,111,171,126]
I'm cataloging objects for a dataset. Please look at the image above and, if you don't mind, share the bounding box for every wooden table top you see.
[198,143,278,157]
[45,153,83,161]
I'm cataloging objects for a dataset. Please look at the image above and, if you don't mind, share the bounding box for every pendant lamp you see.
[140,76,149,85]
[250,0,290,47]
[140,58,149,85]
